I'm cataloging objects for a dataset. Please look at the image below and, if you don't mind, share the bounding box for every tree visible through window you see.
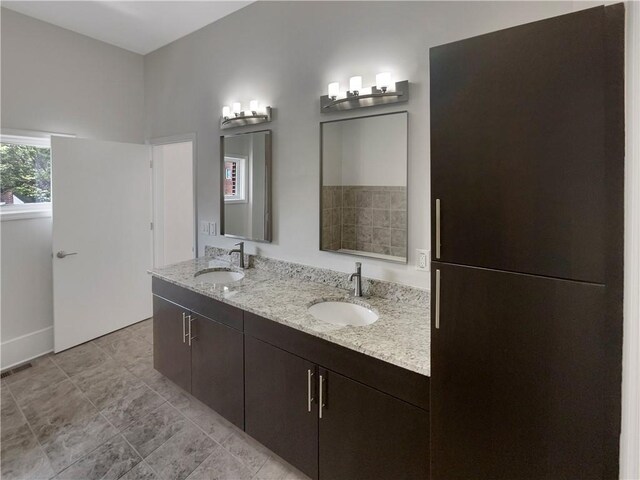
[0,142,52,205]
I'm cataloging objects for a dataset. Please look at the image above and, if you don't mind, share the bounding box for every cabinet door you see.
[153,295,191,392]
[190,314,244,429]
[319,369,429,480]
[430,6,621,283]
[431,262,608,479]
[245,336,318,479]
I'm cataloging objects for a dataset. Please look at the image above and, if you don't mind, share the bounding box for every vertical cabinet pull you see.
[182,312,187,343]
[435,269,441,329]
[187,315,196,346]
[435,198,441,259]
[307,369,314,412]
[319,374,325,419]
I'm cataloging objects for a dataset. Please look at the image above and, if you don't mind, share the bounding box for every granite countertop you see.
[150,257,430,376]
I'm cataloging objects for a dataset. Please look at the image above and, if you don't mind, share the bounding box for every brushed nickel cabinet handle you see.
[435,269,441,330]
[319,374,325,419]
[307,369,314,413]
[187,315,196,346]
[435,198,441,259]
[182,312,187,343]
[56,251,78,258]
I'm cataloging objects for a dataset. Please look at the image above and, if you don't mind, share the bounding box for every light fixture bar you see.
[320,80,409,112]
[220,106,273,130]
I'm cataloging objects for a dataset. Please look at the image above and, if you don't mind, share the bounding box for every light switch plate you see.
[200,221,210,235]
[416,249,430,271]
[209,222,217,236]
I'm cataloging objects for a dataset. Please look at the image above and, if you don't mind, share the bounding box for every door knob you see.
[56,251,78,258]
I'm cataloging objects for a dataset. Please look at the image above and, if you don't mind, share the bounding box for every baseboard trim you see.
[1,326,54,371]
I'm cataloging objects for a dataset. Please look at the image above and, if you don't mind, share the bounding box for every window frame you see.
[223,155,248,204]
[0,133,53,221]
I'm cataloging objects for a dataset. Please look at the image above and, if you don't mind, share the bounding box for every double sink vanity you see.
[150,250,430,480]
[152,78,428,479]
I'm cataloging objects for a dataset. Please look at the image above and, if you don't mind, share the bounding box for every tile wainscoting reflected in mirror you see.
[320,112,408,263]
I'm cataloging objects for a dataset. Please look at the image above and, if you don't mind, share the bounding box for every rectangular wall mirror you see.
[221,130,272,242]
[320,111,408,263]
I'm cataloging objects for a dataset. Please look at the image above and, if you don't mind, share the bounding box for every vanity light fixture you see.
[220,101,273,130]
[321,72,409,112]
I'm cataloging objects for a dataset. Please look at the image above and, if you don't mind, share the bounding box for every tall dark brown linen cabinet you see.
[429,5,624,480]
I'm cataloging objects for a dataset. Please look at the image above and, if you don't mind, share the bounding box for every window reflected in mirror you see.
[221,130,271,242]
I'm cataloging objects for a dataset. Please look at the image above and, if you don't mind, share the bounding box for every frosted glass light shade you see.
[249,100,259,112]
[376,72,392,90]
[328,82,340,98]
[349,76,362,92]
[222,105,231,118]
[232,102,242,114]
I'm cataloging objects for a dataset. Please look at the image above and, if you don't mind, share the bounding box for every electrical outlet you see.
[209,222,217,236]
[200,221,210,235]
[416,249,430,271]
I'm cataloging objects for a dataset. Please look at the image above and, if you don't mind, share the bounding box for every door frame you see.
[622,2,640,478]
[149,133,198,264]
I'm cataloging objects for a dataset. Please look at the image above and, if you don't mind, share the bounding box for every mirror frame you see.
[220,129,272,243]
[319,110,409,264]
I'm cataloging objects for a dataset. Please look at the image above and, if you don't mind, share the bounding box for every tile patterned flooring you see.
[1,319,310,480]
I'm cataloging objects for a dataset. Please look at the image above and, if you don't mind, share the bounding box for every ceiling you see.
[1,1,253,55]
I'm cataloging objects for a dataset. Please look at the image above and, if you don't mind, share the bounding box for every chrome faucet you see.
[349,262,363,297]
[228,242,245,268]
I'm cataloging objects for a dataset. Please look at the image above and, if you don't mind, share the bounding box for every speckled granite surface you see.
[204,246,429,305]
[151,256,430,376]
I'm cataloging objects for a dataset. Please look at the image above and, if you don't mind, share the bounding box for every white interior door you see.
[52,137,151,352]
[152,141,195,267]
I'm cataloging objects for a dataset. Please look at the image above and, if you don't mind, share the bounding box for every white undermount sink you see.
[194,268,244,284]
[307,300,378,326]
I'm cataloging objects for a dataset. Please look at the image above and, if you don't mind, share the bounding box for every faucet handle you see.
[355,262,361,269]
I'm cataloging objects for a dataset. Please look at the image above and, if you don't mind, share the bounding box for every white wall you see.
[322,114,407,186]
[144,1,577,289]
[0,8,145,368]
[0,217,54,367]
[340,113,407,187]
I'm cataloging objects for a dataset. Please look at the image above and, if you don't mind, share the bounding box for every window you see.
[224,155,247,203]
[0,134,52,219]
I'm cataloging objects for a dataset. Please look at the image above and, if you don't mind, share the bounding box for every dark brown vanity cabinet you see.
[153,279,430,479]
[318,368,430,480]
[430,5,623,284]
[429,5,624,479]
[431,263,607,479]
[190,311,244,428]
[153,295,192,392]
[152,279,244,429]
[244,316,430,480]
[245,336,319,479]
